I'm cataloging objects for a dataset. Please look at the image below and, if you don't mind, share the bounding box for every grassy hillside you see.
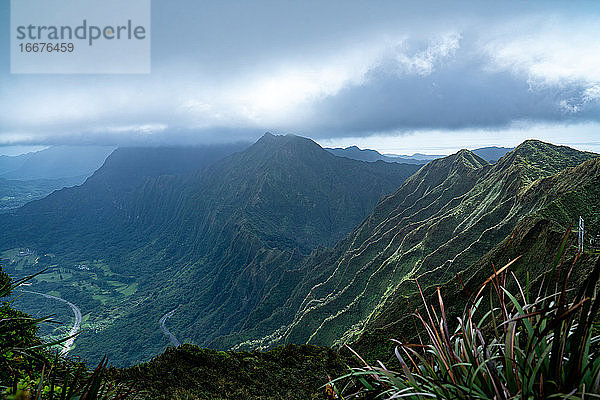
[224,141,597,351]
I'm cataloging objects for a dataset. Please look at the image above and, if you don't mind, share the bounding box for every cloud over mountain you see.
[0,1,599,148]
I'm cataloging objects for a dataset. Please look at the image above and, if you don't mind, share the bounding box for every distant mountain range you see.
[0,177,85,213]
[471,146,516,162]
[326,145,513,164]
[0,145,115,211]
[0,143,513,212]
[2,135,597,369]
[0,145,115,180]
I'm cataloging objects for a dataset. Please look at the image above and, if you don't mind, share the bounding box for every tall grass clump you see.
[0,265,135,399]
[334,248,600,399]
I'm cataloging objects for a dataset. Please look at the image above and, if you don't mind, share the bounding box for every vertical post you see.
[578,216,584,253]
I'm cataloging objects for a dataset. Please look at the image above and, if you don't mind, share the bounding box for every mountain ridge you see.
[219,140,598,350]
[352,156,600,361]
[3,136,597,367]
[2,134,421,365]
[0,145,114,180]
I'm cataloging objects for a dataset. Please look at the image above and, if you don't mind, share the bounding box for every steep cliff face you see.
[353,157,600,361]
[1,134,420,365]
[224,141,597,350]
[3,136,597,368]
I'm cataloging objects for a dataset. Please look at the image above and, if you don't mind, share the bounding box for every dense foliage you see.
[111,344,349,399]
[0,266,110,399]
[335,252,600,399]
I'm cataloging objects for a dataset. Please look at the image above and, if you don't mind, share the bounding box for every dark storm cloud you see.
[0,1,599,147]
[303,43,600,137]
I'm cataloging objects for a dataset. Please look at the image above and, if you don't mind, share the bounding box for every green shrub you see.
[335,252,600,399]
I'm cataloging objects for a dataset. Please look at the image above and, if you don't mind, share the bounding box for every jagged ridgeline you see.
[0,134,420,365]
[219,140,599,351]
[2,135,598,368]
[353,155,600,362]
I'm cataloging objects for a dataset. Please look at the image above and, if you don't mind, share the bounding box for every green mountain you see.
[1,134,420,365]
[220,140,597,351]
[353,154,600,361]
[1,144,250,248]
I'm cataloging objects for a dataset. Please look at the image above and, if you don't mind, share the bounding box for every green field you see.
[1,248,138,348]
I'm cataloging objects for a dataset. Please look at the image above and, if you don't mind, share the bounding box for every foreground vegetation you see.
[335,244,600,399]
[0,263,349,399]
[3,241,600,398]
[0,266,132,399]
[111,344,348,399]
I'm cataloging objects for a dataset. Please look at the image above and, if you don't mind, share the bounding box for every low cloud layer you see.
[304,35,600,135]
[0,1,599,148]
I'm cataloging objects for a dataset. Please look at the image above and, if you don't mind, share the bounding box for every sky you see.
[1,0,600,155]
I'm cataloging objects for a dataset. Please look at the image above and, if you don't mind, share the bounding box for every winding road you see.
[159,309,181,347]
[23,290,82,355]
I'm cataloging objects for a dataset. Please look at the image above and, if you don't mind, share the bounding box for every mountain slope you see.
[179,133,421,250]
[353,155,600,360]
[0,144,250,258]
[75,134,421,365]
[2,134,420,366]
[223,140,596,350]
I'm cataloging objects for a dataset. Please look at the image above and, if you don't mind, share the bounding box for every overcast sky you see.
[1,1,600,155]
